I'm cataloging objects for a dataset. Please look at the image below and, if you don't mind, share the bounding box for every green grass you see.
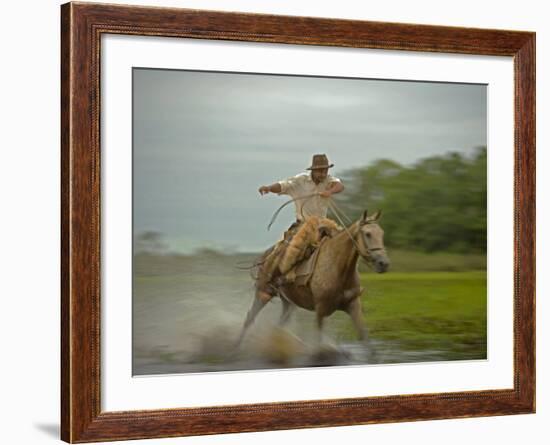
[356,271,487,360]
[359,249,486,273]
[134,252,487,363]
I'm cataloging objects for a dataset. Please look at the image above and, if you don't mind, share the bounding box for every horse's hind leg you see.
[235,293,270,347]
[278,293,294,326]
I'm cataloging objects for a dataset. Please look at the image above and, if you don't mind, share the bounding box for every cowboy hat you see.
[306,154,334,170]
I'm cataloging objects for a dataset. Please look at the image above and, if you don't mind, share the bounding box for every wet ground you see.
[134,336,450,376]
[132,253,466,376]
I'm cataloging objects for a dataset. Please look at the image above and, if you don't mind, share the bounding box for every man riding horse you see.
[256,154,345,303]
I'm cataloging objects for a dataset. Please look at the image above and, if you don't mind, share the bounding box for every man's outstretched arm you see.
[258,183,282,195]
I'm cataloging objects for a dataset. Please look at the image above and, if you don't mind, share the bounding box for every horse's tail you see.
[234,245,275,281]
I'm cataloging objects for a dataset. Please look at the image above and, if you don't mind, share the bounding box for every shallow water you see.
[132,254,470,376]
[134,336,450,377]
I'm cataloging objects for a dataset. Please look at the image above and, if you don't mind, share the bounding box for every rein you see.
[326,199,362,252]
[327,198,380,266]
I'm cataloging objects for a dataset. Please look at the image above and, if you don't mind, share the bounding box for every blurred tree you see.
[334,147,487,253]
[134,231,168,255]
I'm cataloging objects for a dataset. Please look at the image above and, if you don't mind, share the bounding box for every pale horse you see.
[237,210,390,346]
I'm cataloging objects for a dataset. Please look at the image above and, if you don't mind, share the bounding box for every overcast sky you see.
[133,68,486,254]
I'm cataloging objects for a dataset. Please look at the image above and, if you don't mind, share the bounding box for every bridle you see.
[356,221,386,264]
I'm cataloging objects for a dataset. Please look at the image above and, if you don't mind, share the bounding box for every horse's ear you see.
[361,209,368,223]
[372,209,382,221]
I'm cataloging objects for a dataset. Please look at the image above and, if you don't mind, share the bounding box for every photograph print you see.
[132,68,487,376]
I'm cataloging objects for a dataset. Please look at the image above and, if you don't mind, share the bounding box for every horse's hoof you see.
[310,344,349,366]
[362,342,378,364]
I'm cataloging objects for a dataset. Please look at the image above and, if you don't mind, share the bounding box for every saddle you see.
[280,217,339,271]
[256,216,340,296]
[281,237,327,287]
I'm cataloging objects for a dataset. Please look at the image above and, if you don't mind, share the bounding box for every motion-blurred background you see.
[132,69,487,375]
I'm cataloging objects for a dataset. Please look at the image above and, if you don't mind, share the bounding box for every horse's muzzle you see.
[374,257,390,273]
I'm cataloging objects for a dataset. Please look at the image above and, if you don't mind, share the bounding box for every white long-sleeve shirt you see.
[277,172,342,220]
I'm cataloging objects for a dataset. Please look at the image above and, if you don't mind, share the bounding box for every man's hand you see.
[259,183,282,196]
[323,181,345,198]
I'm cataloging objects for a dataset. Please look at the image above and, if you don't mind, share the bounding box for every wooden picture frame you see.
[61,2,535,442]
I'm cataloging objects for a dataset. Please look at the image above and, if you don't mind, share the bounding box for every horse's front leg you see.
[345,297,368,342]
[345,297,378,363]
[314,305,328,348]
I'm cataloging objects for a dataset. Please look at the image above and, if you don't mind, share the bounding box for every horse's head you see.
[355,210,390,273]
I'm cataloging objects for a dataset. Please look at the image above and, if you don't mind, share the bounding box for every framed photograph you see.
[61,2,535,442]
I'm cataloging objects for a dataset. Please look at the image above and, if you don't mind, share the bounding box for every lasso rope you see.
[266,193,319,231]
[237,193,375,273]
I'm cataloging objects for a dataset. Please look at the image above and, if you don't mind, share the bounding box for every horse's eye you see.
[365,232,371,238]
